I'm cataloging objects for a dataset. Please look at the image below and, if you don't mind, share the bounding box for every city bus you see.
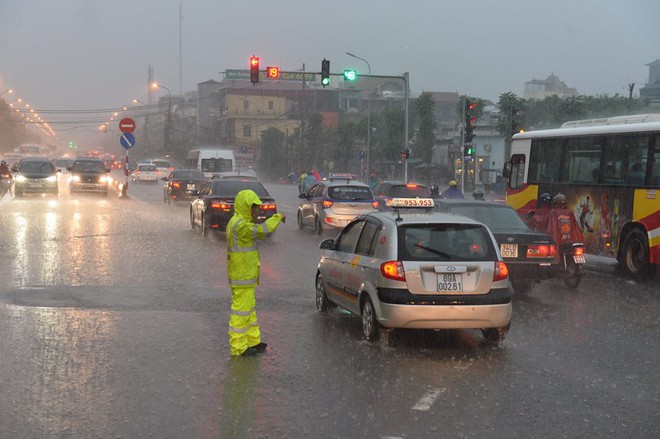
[503,114,660,281]
[184,148,235,178]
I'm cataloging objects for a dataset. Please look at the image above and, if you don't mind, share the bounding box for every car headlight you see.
[71,175,81,182]
[46,175,57,183]
[99,176,108,183]
[15,175,27,182]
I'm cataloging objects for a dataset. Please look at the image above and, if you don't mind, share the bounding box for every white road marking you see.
[412,387,445,411]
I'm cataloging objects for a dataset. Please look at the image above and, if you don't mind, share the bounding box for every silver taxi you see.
[315,198,512,345]
[298,173,378,233]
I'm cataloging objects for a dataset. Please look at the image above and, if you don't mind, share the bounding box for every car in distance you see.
[297,174,378,234]
[315,198,512,345]
[163,169,207,204]
[371,180,431,210]
[12,156,59,197]
[434,199,557,294]
[131,163,159,183]
[143,158,174,178]
[190,178,277,236]
[67,158,111,196]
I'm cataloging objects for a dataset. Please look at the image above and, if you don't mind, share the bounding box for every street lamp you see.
[152,82,172,153]
[346,52,372,182]
[0,89,14,97]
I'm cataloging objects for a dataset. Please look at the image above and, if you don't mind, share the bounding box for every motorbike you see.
[0,173,12,197]
[558,241,585,288]
[525,210,585,289]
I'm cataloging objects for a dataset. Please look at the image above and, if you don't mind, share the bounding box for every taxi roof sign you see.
[328,172,353,181]
[389,198,434,208]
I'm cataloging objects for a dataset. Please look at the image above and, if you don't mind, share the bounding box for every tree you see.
[257,127,288,181]
[413,92,437,171]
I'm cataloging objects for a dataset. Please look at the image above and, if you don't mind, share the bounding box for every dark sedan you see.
[12,157,59,197]
[189,178,277,236]
[163,169,207,204]
[434,199,558,294]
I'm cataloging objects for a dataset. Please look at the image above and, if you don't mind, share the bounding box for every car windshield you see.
[448,205,530,232]
[73,161,105,173]
[399,223,496,262]
[392,185,430,198]
[20,161,55,174]
[328,185,373,201]
[210,180,270,197]
[173,170,205,180]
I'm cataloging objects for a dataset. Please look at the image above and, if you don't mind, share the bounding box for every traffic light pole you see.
[460,97,466,194]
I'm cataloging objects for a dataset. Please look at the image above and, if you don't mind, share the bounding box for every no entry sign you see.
[119,118,136,133]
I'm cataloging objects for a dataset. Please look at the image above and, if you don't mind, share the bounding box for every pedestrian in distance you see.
[226,189,286,357]
[440,180,464,199]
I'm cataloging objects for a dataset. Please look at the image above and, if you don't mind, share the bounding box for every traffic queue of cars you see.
[293,175,565,346]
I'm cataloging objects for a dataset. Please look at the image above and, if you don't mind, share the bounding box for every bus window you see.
[652,135,660,185]
[623,135,651,185]
[529,138,563,183]
[564,136,602,184]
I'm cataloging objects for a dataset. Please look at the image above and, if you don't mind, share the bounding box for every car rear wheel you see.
[482,324,510,345]
[314,215,323,235]
[200,213,208,236]
[361,297,379,341]
[297,211,304,231]
[315,274,331,313]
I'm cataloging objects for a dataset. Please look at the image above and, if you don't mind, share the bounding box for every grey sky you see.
[1,0,658,146]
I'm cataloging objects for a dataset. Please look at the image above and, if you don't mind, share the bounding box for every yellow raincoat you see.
[226,189,284,356]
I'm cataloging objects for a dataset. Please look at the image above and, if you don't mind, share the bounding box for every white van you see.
[184,148,235,179]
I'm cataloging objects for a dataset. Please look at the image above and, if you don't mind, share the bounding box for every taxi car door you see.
[326,220,365,312]
[343,219,382,314]
[301,183,323,225]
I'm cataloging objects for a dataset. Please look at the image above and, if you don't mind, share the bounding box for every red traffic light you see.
[468,102,478,111]
[250,55,260,84]
[266,66,280,79]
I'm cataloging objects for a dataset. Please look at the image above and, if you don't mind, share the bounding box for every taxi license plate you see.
[187,183,195,190]
[500,244,518,258]
[438,273,463,292]
[573,255,586,264]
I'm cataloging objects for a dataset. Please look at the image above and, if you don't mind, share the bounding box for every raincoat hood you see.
[234,189,262,220]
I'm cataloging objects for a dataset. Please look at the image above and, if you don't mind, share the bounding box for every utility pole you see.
[179,1,183,95]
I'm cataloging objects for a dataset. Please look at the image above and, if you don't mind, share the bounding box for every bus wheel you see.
[621,228,655,282]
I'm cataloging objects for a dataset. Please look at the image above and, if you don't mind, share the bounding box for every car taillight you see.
[380,261,406,281]
[261,202,277,210]
[550,245,557,257]
[526,244,553,258]
[574,246,584,256]
[322,200,333,208]
[168,167,174,172]
[371,201,379,209]
[493,261,509,282]
[210,200,232,210]
[405,184,418,188]
[172,182,181,188]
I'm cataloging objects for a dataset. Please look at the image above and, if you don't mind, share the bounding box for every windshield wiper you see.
[415,243,451,259]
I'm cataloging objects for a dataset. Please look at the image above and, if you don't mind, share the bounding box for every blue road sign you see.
[120,132,136,149]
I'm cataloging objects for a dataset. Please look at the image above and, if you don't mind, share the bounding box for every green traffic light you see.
[321,77,331,86]
[343,70,357,81]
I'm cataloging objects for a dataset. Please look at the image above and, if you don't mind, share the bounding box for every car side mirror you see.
[319,238,335,250]
[190,190,199,196]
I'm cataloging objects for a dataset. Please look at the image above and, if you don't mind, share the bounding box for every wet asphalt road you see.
[0,176,658,438]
